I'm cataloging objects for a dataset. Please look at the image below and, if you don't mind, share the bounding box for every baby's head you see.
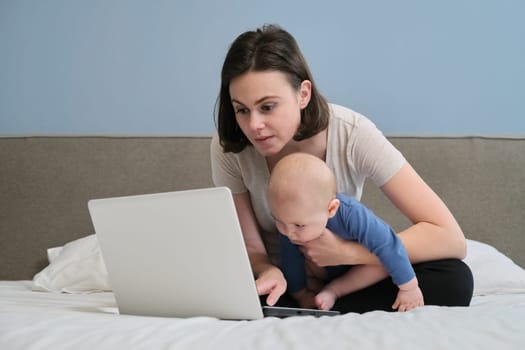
[268,153,339,244]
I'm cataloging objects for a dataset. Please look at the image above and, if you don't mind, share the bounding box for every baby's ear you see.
[327,198,340,218]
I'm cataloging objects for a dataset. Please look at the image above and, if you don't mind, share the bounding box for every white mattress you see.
[1,281,524,350]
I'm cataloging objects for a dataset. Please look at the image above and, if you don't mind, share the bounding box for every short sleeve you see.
[210,133,247,193]
[350,116,406,187]
[327,104,406,198]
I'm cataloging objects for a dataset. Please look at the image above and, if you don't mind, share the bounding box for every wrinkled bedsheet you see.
[1,281,524,350]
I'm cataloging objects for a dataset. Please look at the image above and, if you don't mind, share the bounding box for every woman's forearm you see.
[233,192,277,276]
[397,221,466,263]
[249,251,275,276]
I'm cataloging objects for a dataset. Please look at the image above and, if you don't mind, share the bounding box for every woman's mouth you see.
[254,135,274,145]
[251,134,278,154]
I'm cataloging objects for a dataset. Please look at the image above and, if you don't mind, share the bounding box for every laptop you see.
[88,186,339,320]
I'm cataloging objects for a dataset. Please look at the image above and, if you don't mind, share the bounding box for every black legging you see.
[268,259,474,314]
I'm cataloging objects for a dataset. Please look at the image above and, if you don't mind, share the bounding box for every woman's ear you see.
[327,198,340,218]
[299,80,312,109]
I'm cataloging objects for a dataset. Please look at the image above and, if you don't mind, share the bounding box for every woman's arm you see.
[233,192,286,305]
[301,162,466,266]
[233,192,271,274]
[381,162,466,262]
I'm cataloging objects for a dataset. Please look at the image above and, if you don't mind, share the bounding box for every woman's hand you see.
[300,229,378,267]
[255,265,287,306]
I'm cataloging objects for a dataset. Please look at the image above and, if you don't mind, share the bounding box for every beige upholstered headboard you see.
[1,136,524,280]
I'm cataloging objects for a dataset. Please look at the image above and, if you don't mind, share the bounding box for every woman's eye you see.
[261,104,275,112]
[235,107,248,114]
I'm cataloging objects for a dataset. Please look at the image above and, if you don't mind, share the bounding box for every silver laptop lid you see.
[88,187,263,320]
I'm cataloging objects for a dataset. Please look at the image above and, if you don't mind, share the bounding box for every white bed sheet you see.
[1,281,524,350]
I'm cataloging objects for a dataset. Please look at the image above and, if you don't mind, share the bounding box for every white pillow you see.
[32,235,525,296]
[32,234,110,293]
[464,239,525,296]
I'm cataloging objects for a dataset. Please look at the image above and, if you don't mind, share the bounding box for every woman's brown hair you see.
[215,24,329,153]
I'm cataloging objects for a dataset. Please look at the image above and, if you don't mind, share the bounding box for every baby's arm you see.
[392,276,424,312]
[342,199,423,311]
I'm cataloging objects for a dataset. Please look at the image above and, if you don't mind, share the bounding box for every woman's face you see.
[229,70,311,156]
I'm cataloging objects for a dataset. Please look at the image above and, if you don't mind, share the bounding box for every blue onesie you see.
[280,193,415,293]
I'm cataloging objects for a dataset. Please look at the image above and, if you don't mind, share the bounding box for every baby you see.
[267,152,424,311]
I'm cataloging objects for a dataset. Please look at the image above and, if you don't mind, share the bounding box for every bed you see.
[1,136,525,349]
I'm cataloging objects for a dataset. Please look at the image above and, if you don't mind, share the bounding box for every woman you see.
[211,24,473,313]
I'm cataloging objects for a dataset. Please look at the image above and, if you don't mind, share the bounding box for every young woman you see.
[211,24,473,313]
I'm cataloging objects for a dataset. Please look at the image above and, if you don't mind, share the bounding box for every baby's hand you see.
[315,289,337,311]
[392,277,424,312]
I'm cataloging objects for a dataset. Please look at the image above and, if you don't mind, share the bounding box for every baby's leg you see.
[316,264,388,310]
[304,258,326,294]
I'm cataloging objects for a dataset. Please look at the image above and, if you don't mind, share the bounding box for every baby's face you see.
[270,198,329,245]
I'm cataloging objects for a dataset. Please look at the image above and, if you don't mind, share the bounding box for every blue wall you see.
[1,0,524,136]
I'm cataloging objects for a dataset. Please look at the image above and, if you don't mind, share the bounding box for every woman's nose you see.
[249,112,265,131]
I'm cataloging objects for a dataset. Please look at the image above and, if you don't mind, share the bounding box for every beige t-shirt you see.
[210,103,406,263]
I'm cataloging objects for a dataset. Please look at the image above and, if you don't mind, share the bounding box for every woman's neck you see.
[266,128,328,172]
